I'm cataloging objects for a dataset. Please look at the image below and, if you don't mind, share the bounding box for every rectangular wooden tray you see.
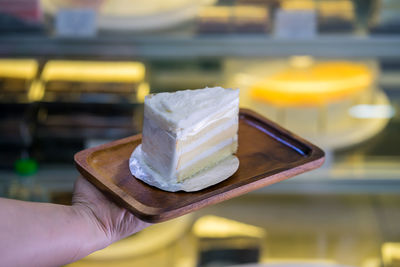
[75,109,324,223]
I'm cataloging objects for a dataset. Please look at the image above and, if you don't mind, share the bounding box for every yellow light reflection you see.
[262,258,338,265]
[28,80,44,102]
[382,242,400,267]
[289,55,314,69]
[137,82,150,102]
[193,215,265,239]
[83,214,192,261]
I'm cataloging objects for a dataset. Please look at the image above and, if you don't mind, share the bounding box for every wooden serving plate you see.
[75,109,324,223]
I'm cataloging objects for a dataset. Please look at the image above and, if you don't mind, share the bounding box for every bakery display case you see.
[228,58,385,150]
[1,0,400,266]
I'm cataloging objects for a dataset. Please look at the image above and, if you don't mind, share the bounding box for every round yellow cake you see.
[238,60,389,150]
[250,61,373,107]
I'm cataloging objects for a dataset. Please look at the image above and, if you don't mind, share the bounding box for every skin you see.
[0,176,151,267]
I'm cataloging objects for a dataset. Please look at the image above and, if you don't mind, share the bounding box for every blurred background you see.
[1,0,400,266]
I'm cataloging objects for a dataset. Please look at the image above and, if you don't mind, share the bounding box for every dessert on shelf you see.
[41,60,146,103]
[0,59,38,99]
[250,60,372,107]
[197,5,270,34]
[42,0,216,31]
[317,0,355,32]
[226,58,389,149]
[370,0,400,34]
[280,0,316,10]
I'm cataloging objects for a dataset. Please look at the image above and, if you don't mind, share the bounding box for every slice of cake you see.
[130,87,239,191]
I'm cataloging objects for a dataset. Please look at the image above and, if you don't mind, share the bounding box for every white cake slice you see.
[130,86,240,191]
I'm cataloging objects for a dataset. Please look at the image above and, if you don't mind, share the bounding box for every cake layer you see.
[176,106,238,151]
[177,138,238,182]
[176,124,238,171]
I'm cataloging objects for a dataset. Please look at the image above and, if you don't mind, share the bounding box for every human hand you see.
[0,176,151,267]
[72,176,151,250]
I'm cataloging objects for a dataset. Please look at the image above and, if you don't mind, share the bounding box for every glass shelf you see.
[1,34,400,59]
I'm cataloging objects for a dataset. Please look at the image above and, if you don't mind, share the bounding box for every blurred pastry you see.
[232,5,270,33]
[0,59,38,93]
[41,60,145,102]
[317,0,355,33]
[42,0,216,32]
[227,58,389,149]
[197,6,232,33]
[251,61,372,107]
[197,5,270,34]
[370,0,400,34]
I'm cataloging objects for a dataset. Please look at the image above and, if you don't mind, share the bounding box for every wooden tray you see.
[75,109,324,223]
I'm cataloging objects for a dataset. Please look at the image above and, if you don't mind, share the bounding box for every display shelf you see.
[258,179,400,194]
[1,34,400,59]
[2,164,400,196]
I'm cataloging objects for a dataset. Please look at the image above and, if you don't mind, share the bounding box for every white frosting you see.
[144,87,239,135]
[141,117,178,183]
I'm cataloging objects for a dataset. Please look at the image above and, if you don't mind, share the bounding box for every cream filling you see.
[177,125,238,171]
[178,117,237,155]
[177,140,237,182]
[178,136,237,172]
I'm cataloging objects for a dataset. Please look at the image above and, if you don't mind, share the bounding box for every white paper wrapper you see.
[129,144,239,192]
